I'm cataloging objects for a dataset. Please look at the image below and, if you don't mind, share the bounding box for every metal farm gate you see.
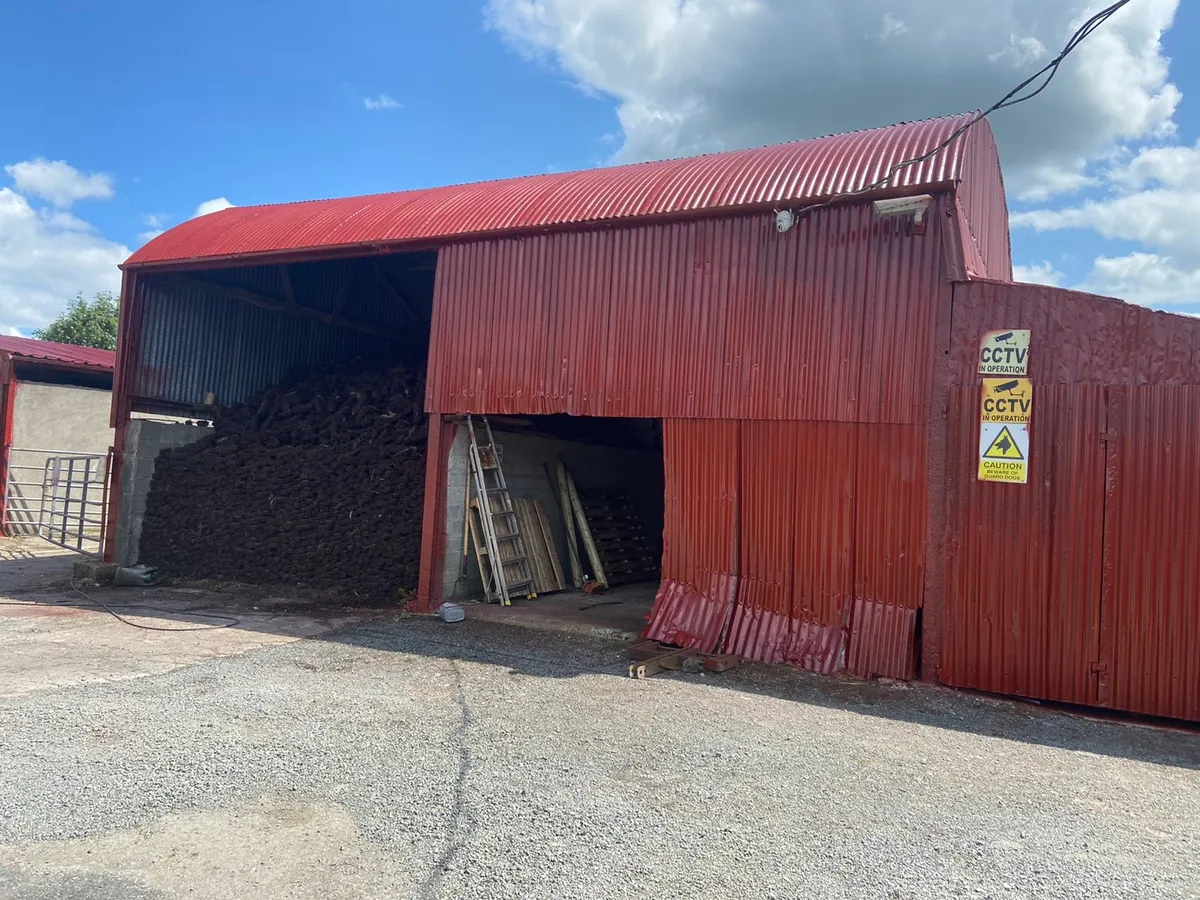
[2,448,111,554]
[939,282,1200,722]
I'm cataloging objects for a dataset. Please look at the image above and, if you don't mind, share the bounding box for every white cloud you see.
[3,158,115,207]
[193,197,234,218]
[363,94,402,111]
[1013,140,1200,307]
[1012,261,1064,287]
[487,0,1180,200]
[1082,253,1200,307]
[0,187,128,334]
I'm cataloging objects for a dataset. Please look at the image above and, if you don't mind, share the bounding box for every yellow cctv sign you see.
[980,378,1032,425]
[978,330,1030,375]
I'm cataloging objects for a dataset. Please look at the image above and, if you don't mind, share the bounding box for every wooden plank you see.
[554,462,584,588]
[629,648,697,679]
[562,462,608,587]
[513,499,564,594]
[534,500,566,590]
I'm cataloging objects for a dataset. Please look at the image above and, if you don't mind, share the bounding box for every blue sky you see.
[1,1,1196,333]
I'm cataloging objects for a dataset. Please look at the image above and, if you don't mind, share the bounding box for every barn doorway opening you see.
[124,250,437,603]
[444,414,664,634]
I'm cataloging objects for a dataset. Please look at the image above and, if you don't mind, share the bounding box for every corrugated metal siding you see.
[643,419,739,652]
[956,125,1012,281]
[127,114,996,268]
[723,420,856,667]
[846,598,918,681]
[939,280,1200,720]
[1102,385,1200,720]
[941,383,1107,703]
[428,202,950,423]
[132,278,402,408]
[949,280,1200,384]
[644,418,928,671]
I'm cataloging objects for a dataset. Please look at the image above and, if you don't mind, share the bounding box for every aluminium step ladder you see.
[466,416,537,605]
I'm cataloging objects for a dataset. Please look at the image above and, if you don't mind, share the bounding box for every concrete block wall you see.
[442,426,664,601]
[4,383,115,535]
[113,420,210,565]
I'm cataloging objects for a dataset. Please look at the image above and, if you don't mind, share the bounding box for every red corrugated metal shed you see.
[0,335,115,371]
[124,114,1001,270]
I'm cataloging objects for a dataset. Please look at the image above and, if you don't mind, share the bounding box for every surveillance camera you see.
[775,209,796,233]
[871,195,933,217]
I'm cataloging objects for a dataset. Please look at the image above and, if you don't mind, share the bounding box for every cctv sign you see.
[978,329,1030,376]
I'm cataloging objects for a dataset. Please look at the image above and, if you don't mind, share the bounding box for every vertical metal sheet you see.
[942,383,1108,704]
[956,124,1013,281]
[429,201,950,425]
[643,419,739,652]
[723,420,854,667]
[688,418,928,671]
[846,598,918,680]
[1101,385,1200,720]
[132,276,404,408]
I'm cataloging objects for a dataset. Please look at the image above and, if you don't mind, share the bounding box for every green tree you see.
[33,291,119,350]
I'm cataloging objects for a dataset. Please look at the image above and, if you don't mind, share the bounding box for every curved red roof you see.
[127,113,994,269]
[0,335,115,371]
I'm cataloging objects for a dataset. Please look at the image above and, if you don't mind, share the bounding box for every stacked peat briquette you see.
[140,362,427,600]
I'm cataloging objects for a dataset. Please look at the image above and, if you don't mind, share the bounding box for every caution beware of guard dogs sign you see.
[978,424,1029,483]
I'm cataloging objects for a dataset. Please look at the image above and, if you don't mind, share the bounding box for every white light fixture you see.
[872,194,933,233]
[775,209,797,234]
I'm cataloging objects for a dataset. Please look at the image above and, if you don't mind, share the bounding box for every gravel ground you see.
[1,614,1198,899]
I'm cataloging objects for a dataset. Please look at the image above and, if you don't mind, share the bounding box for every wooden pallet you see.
[577,488,660,585]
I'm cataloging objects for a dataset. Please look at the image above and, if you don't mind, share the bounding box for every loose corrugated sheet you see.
[846,598,918,681]
[643,420,739,653]
[126,115,999,269]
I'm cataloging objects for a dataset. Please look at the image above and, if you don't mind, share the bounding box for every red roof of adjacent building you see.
[126,113,997,269]
[0,335,116,371]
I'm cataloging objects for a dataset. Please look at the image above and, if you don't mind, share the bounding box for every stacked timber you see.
[139,361,427,600]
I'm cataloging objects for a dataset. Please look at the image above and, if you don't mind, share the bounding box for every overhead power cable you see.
[795,0,1134,218]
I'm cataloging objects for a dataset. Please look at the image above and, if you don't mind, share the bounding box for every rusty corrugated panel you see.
[428,201,950,423]
[846,598,918,680]
[132,279,398,408]
[724,418,927,668]
[125,114,996,269]
[1101,385,1200,721]
[955,125,1012,280]
[642,420,738,653]
[0,335,114,371]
